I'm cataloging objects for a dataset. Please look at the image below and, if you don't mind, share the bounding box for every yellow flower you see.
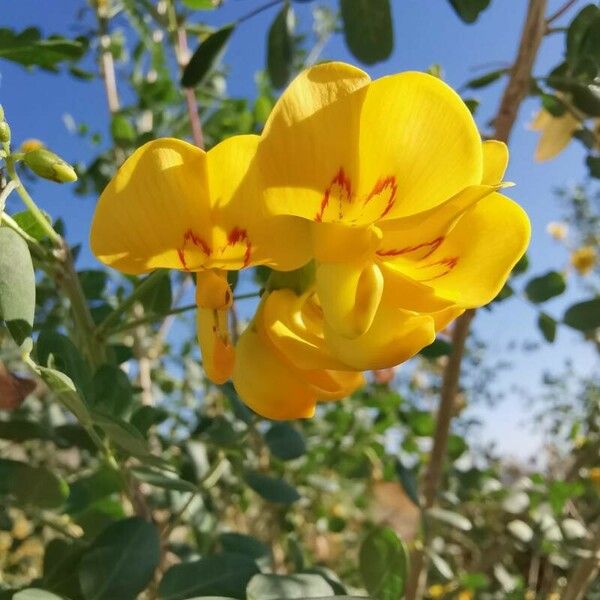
[233,288,364,419]
[252,62,529,340]
[570,246,597,276]
[530,108,580,162]
[90,135,310,383]
[546,221,568,241]
[427,584,446,599]
[457,591,473,600]
[589,467,600,487]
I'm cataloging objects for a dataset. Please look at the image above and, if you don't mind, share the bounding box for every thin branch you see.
[405,1,549,597]
[562,521,600,600]
[236,0,285,25]
[546,0,578,25]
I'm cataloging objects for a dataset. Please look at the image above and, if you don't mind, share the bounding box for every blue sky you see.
[2,0,598,458]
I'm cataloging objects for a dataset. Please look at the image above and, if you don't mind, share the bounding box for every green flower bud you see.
[0,122,10,144]
[0,105,4,122]
[23,148,77,183]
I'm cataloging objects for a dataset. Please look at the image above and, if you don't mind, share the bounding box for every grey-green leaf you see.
[563,297,600,331]
[264,422,306,461]
[78,517,160,600]
[525,271,566,303]
[246,574,334,600]
[0,226,35,345]
[448,0,491,23]
[267,4,294,88]
[244,471,300,504]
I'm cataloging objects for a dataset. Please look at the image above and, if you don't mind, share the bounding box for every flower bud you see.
[20,138,44,153]
[23,148,77,183]
[0,105,4,121]
[0,122,10,144]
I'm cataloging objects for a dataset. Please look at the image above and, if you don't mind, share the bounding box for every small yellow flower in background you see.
[457,591,473,600]
[427,584,446,598]
[570,246,597,276]
[19,138,44,153]
[530,107,580,162]
[589,466,600,488]
[546,221,568,241]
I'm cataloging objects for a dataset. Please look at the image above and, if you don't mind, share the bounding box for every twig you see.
[562,521,600,600]
[546,0,578,25]
[236,0,285,25]
[405,1,549,597]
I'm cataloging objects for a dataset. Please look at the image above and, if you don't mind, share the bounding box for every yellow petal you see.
[195,269,232,309]
[208,135,312,270]
[358,72,483,219]
[303,369,365,400]
[261,289,352,371]
[324,304,436,371]
[532,110,579,162]
[481,140,509,185]
[91,138,211,274]
[311,222,382,263]
[197,307,234,385]
[316,261,384,338]
[395,192,530,308]
[233,322,317,420]
[259,62,370,221]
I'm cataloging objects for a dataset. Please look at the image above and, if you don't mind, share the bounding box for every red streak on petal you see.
[364,176,397,218]
[178,229,211,270]
[377,236,444,259]
[227,226,252,267]
[177,248,188,271]
[315,168,352,222]
[418,256,459,281]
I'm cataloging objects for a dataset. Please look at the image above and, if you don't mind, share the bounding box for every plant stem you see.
[0,180,16,213]
[5,159,62,247]
[236,0,285,25]
[546,0,578,25]
[106,291,261,336]
[562,521,600,600]
[405,1,549,597]
[96,270,168,337]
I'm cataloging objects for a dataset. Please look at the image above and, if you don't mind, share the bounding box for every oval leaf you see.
[359,527,408,600]
[563,297,600,331]
[0,226,35,345]
[267,4,294,88]
[525,271,566,303]
[244,471,300,504]
[78,517,160,600]
[340,0,393,65]
[264,422,306,461]
[159,553,259,600]
[181,26,234,88]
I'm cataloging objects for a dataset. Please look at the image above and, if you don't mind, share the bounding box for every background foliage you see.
[0,1,599,599]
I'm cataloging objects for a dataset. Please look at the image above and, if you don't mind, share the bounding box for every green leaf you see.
[267,4,295,88]
[65,465,122,514]
[524,271,566,303]
[12,210,49,240]
[0,28,87,71]
[244,471,300,504]
[246,574,334,600]
[37,366,92,426]
[448,0,491,23]
[130,466,197,492]
[37,331,92,392]
[182,0,216,8]
[428,507,472,531]
[181,25,234,88]
[78,270,108,300]
[91,412,150,457]
[110,114,136,144]
[541,93,566,117]
[340,0,393,65]
[563,297,600,331]
[0,226,35,345]
[538,312,557,343]
[587,155,600,178]
[219,532,270,560]
[0,419,51,442]
[420,338,452,359]
[512,253,529,275]
[395,460,420,506]
[88,365,134,418]
[359,527,408,600]
[464,68,505,89]
[139,271,172,315]
[159,553,259,600]
[13,590,66,600]
[566,4,600,64]
[0,458,68,509]
[264,422,306,461]
[42,539,86,599]
[78,518,160,600]
[407,409,435,437]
